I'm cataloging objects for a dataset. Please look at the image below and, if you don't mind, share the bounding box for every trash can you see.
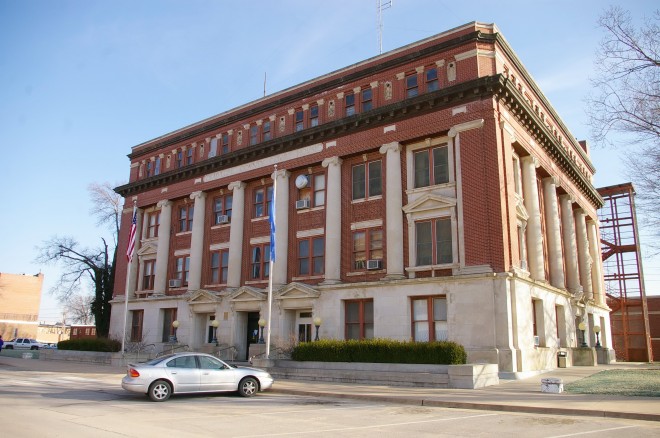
[557,351,567,368]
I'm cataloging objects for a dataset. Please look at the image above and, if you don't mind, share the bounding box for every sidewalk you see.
[1,355,658,422]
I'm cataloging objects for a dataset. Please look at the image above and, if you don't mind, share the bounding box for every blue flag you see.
[269,195,276,262]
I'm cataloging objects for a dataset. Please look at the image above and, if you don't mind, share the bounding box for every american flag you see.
[126,206,137,262]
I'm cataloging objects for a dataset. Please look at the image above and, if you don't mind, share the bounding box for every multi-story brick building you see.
[0,272,44,340]
[110,22,612,376]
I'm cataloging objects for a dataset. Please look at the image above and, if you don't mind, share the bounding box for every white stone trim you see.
[174,249,191,257]
[250,235,271,245]
[296,228,324,238]
[209,242,230,251]
[452,106,467,115]
[384,125,396,133]
[350,219,383,230]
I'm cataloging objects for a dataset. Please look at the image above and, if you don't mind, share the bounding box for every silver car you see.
[121,352,274,402]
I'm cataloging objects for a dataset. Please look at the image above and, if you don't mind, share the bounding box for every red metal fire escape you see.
[597,183,653,362]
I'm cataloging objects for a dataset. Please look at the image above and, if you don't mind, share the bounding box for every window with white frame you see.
[413,145,448,188]
[415,217,453,266]
[352,160,382,200]
[412,296,447,341]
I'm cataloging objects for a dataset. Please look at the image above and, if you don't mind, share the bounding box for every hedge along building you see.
[110,22,612,376]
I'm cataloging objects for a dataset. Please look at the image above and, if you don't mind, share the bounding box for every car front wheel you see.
[31,346,39,350]
[238,377,258,397]
[148,380,172,402]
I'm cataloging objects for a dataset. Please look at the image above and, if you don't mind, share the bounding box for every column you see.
[187,191,207,291]
[520,156,545,281]
[379,141,405,279]
[227,181,246,288]
[127,208,143,298]
[542,177,565,288]
[559,195,580,294]
[154,200,172,294]
[587,220,604,305]
[321,157,342,284]
[574,209,593,300]
[272,168,290,286]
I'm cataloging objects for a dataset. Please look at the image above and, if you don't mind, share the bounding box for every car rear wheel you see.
[238,377,258,397]
[31,346,39,350]
[148,380,172,402]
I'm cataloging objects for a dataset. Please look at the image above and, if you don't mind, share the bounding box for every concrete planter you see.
[252,359,498,389]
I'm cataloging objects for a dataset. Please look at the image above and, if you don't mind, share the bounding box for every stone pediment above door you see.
[402,193,456,215]
[228,286,266,303]
[136,241,157,257]
[186,289,222,313]
[276,282,320,309]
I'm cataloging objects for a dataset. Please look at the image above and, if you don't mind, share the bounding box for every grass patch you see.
[565,369,660,397]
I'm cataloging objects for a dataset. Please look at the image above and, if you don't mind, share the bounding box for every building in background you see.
[37,322,71,344]
[110,22,612,376]
[69,324,97,340]
[0,272,44,340]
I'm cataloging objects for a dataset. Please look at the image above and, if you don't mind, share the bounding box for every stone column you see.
[187,191,207,291]
[520,156,545,281]
[379,141,405,279]
[542,177,565,288]
[272,168,290,286]
[227,181,246,288]
[321,156,342,284]
[559,195,580,294]
[127,207,143,298]
[587,220,604,305]
[574,209,593,300]
[154,200,172,294]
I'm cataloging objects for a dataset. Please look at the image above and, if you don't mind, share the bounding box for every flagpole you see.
[121,201,137,356]
[266,165,277,359]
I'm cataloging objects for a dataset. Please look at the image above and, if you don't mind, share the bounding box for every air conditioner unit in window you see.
[533,335,540,347]
[366,259,382,270]
[296,199,311,210]
[169,279,182,288]
[217,215,229,224]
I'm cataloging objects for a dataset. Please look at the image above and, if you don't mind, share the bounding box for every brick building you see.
[0,272,44,340]
[110,22,612,376]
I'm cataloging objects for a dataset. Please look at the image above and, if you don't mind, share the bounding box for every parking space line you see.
[233,412,498,437]
[545,425,638,438]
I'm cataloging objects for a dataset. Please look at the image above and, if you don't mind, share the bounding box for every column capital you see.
[157,199,172,209]
[574,208,586,217]
[379,141,401,154]
[322,156,343,168]
[448,119,485,138]
[542,176,559,187]
[190,191,206,201]
[521,155,540,168]
[228,181,246,191]
[558,193,575,204]
[271,168,291,181]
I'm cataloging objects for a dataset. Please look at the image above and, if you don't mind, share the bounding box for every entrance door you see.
[297,311,313,343]
[245,312,260,360]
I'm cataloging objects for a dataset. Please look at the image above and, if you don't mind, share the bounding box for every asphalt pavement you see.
[0,354,658,422]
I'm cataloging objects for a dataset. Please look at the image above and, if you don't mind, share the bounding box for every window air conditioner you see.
[533,335,540,347]
[366,259,382,270]
[169,279,182,288]
[296,199,311,210]
[217,215,229,224]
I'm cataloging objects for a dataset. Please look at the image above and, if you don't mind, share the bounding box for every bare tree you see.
[36,183,123,337]
[587,7,660,251]
[64,293,94,325]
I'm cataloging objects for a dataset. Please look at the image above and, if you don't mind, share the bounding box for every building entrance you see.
[245,312,260,360]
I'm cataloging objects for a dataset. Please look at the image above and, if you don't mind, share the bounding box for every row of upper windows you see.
[135,64,445,180]
[142,143,450,239]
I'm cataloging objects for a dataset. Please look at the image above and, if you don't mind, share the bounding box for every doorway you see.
[245,312,260,360]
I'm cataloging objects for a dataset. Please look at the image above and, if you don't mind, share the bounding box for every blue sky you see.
[1,0,657,324]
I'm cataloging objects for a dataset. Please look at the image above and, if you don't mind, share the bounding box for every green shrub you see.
[291,339,467,365]
[57,338,121,352]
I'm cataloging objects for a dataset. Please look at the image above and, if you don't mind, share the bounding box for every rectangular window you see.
[162,308,177,343]
[298,237,324,275]
[310,105,319,127]
[254,186,273,218]
[361,88,372,112]
[415,218,453,266]
[176,256,190,286]
[352,160,382,200]
[142,260,155,290]
[146,161,152,177]
[130,310,144,342]
[298,174,325,207]
[209,138,218,158]
[221,133,230,154]
[249,124,259,146]
[251,244,271,280]
[154,157,161,175]
[213,195,233,224]
[406,73,418,97]
[179,206,194,232]
[345,93,355,116]
[345,299,373,340]
[413,145,449,188]
[295,109,304,132]
[263,121,271,141]
[412,297,447,341]
[426,68,439,92]
[147,211,160,238]
[352,229,383,270]
[176,150,183,168]
[186,148,194,165]
[210,250,229,284]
